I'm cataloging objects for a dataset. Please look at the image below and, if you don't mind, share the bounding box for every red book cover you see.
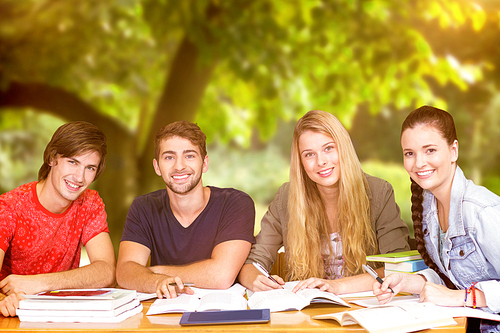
[36,290,111,297]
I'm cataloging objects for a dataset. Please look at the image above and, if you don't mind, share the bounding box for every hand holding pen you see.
[168,282,195,287]
[252,262,284,289]
[362,264,394,294]
[157,276,194,299]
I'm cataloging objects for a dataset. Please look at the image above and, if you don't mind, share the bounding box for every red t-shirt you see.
[0,182,109,280]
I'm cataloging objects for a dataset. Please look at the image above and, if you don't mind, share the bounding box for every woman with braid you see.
[374,106,500,331]
[238,110,410,294]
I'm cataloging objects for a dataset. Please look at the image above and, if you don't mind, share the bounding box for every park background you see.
[1,0,500,254]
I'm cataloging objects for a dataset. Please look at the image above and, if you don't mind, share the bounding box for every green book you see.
[366,250,421,263]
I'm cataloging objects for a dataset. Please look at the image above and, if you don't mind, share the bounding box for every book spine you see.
[384,260,427,272]
[16,299,140,318]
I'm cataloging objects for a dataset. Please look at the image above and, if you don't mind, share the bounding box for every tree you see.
[0,0,494,247]
[350,1,500,193]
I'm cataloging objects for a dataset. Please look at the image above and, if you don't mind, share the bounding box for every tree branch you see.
[0,81,123,132]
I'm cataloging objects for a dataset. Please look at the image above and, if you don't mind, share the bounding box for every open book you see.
[247,281,350,312]
[146,292,246,315]
[147,282,350,315]
[350,295,500,321]
[313,302,457,333]
[146,284,247,315]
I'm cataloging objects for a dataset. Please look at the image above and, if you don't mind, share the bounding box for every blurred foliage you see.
[204,143,289,204]
[0,111,63,193]
[0,0,489,141]
[1,0,500,247]
[0,0,162,130]
[204,141,290,237]
[195,0,488,143]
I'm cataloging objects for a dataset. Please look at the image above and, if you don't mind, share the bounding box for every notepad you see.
[366,250,421,263]
[385,259,427,272]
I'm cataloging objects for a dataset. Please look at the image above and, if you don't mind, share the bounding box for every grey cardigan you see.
[245,174,410,273]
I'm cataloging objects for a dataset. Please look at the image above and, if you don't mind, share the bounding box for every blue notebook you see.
[180,309,270,326]
[385,259,428,272]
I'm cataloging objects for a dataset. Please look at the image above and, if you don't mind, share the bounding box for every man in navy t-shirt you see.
[116,121,255,299]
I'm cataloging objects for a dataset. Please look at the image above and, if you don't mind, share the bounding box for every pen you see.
[252,262,284,289]
[168,282,195,287]
[362,264,394,294]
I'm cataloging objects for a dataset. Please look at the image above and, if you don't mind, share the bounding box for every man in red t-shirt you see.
[0,122,116,317]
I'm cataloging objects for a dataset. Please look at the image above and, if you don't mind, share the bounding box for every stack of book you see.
[17,288,142,323]
[366,250,428,275]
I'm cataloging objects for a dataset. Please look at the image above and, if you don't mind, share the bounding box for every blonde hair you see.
[287,110,376,280]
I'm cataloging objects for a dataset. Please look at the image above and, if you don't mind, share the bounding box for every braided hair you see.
[402,106,457,289]
[410,179,456,289]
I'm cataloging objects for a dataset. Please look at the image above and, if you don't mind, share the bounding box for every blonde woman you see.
[238,110,410,293]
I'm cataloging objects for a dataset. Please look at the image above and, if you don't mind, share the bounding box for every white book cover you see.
[19,288,137,311]
[17,298,140,318]
[18,303,143,323]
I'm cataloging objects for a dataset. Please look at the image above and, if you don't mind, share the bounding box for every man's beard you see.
[165,171,202,195]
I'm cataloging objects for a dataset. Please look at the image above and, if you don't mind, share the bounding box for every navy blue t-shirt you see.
[121,186,255,266]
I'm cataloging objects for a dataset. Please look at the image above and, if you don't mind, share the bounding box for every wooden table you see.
[0,300,466,333]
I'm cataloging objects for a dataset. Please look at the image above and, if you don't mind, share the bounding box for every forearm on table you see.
[150,258,240,289]
[331,272,382,295]
[401,273,428,294]
[35,259,115,292]
[153,240,251,289]
[238,263,262,290]
[116,261,166,294]
[474,290,487,308]
[461,289,487,308]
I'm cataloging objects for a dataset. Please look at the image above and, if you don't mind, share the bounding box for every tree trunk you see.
[137,35,217,195]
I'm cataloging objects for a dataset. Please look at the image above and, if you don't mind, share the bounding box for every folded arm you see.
[117,239,251,293]
[116,241,194,298]
[148,239,251,290]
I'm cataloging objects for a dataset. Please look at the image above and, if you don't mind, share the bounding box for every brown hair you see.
[401,105,457,289]
[154,121,207,160]
[287,110,375,280]
[38,121,107,181]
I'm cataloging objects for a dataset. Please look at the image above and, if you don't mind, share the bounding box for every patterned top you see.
[0,182,108,280]
[322,232,344,279]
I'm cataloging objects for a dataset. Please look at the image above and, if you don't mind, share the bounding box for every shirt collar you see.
[446,166,466,237]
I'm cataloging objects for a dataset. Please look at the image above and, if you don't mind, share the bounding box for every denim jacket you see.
[419,166,500,314]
